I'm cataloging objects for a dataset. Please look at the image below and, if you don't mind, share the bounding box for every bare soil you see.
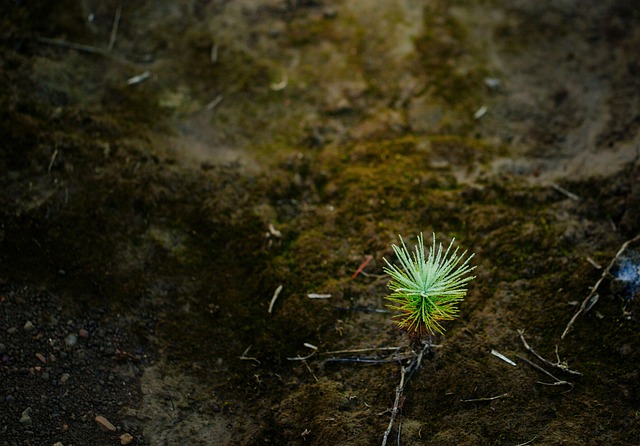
[1,1,639,445]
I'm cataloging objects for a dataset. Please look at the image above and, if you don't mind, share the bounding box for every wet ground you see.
[1,1,640,445]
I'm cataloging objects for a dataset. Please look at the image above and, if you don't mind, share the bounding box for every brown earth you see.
[1,1,639,445]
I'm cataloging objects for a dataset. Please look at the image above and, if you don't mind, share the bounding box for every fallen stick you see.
[516,355,573,390]
[562,234,640,339]
[518,329,581,375]
[381,342,430,446]
[108,4,122,52]
[268,284,283,314]
[461,393,509,403]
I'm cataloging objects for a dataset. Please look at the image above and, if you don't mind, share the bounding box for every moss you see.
[414,1,489,110]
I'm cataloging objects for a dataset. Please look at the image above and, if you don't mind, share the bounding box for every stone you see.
[65,334,77,347]
[95,415,116,431]
[23,321,35,331]
[120,433,134,445]
[19,407,32,425]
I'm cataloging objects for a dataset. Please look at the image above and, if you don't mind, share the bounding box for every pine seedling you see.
[384,233,476,338]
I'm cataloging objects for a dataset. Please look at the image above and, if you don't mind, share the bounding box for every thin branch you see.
[491,349,517,366]
[562,234,640,339]
[287,343,318,361]
[461,393,509,403]
[325,357,407,365]
[515,437,538,446]
[321,346,402,356]
[108,4,122,52]
[516,355,573,390]
[352,255,373,279]
[381,342,430,446]
[38,37,107,55]
[381,359,406,446]
[268,284,283,314]
[239,346,260,365]
[36,37,137,67]
[518,329,581,375]
[550,183,580,201]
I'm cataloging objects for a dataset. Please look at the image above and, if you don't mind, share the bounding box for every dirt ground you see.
[1,1,640,445]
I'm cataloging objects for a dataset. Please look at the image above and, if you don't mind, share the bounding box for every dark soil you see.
[1,1,640,445]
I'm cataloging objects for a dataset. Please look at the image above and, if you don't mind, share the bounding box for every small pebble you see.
[24,321,35,331]
[19,407,32,425]
[65,334,77,347]
[7,326,17,334]
[95,415,116,432]
[0,343,6,354]
[120,433,134,445]
[60,373,70,384]
[35,352,46,364]
[79,328,89,338]
[53,442,64,446]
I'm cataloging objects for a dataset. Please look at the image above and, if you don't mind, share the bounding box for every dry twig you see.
[286,343,318,361]
[381,342,430,446]
[108,4,122,52]
[239,346,260,365]
[516,355,573,390]
[491,349,517,366]
[515,436,538,446]
[562,234,640,339]
[322,346,402,356]
[352,255,373,279]
[550,183,580,201]
[518,329,581,375]
[268,284,283,314]
[461,393,509,403]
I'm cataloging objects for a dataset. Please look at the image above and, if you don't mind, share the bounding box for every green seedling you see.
[384,233,476,338]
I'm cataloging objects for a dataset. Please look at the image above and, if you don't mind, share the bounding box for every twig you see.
[210,43,219,63]
[268,284,283,314]
[325,357,406,365]
[585,257,602,269]
[38,37,107,55]
[308,293,331,299]
[461,393,508,403]
[48,149,58,173]
[287,343,318,361]
[126,71,151,86]
[302,360,318,382]
[381,359,406,446]
[516,355,573,390]
[205,95,223,112]
[562,234,640,339]
[322,346,402,356]
[37,37,138,68]
[239,346,260,365]
[381,342,430,446]
[518,330,581,375]
[270,71,288,91]
[352,255,373,279]
[491,349,517,366]
[108,4,122,52]
[550,183,580,201]
[515,437,538,446]
[358,271,387,279]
